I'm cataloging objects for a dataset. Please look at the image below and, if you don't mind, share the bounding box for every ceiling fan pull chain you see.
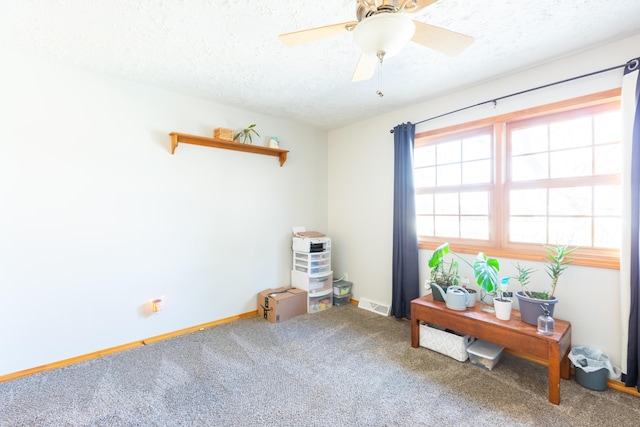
[376,50,385,97]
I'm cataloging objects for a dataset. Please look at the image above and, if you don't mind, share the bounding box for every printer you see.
[292,227,331,253]
[292,235,331,253]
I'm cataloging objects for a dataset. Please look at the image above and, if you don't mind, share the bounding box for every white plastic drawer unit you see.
[308,289,333,313]
[293,251,331,275]
[294,264,331,274]
[291,270,333,293]
[294,252,331,261]
[294,258,331,268]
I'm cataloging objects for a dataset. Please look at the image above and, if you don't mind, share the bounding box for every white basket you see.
[419,323,475,362]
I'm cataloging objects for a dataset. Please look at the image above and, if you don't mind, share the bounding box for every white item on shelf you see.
[419,323,475,362]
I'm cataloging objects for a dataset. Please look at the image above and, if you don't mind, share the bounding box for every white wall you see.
[0,49,328,376]
[328,33,640,368]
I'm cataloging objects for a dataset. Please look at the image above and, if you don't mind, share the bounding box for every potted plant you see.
[428,243,502,314]
[472,251,503,314]
[234,123,260,144]
[512,262,536,293]
[493,277,513,320]
[427,243,460,302]
[515,244,577,325]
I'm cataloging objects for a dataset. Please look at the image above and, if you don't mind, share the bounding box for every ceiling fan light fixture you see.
[352,13,416,58]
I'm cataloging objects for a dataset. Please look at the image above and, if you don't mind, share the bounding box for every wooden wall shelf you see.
[169,132,289,166]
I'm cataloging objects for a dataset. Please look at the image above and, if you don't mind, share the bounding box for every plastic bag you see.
[568,346,622,380]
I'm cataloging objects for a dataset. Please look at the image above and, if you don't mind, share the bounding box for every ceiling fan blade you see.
[352,53,377,82]
[278,21,358,47]
[411,21,474,56]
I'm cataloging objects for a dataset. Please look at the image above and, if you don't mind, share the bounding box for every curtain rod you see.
[389,63,627,133]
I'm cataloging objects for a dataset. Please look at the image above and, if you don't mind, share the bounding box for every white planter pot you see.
[466,289,478,308]
[493,298,512,321]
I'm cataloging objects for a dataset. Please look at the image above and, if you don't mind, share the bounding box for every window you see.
[414,89,621,268]
[415,127,493,241]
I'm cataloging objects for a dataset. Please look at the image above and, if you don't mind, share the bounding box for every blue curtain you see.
[391,123,419,319]
[625,58,640,390]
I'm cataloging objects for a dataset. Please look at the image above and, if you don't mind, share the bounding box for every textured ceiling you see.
[1,0,640,130]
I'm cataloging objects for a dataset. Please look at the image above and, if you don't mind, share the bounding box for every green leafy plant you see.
[513,244,577,300]
[234,124,260,144]
[512,262,537,295]
[428,243,500,296]
[473,252,501,296]
[427,243,459,288]
[545,244,578,298]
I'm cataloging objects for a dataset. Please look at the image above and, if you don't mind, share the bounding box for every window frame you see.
[414,89,621,269]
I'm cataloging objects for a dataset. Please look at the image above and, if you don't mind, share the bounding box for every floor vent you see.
[358,298,391,317]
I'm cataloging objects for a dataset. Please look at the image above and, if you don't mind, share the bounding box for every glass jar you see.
[537,303,555,335]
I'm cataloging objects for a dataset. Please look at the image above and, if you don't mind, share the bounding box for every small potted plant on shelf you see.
[492,277,513,320]
[428,243,502,315]
[472,251,503,314]
[512,262,536,294]
[515,244,577,325]
[234,123,260,144]
[427,243,460,302]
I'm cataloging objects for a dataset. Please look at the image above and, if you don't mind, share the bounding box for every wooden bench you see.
[411,294,572,404]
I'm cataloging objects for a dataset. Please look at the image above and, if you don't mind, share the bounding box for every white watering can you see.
[430,284,469,311]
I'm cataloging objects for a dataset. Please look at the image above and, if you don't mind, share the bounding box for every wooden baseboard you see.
[0,310,258,383]
[607,379,640,397]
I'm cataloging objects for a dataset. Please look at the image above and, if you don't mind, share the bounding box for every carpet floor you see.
[1,304,639,426]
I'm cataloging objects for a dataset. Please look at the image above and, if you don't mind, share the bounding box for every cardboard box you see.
[214,127,234,141]
[257,287,307,323]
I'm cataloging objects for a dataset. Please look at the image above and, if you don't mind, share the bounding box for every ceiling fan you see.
[278,0,473,87]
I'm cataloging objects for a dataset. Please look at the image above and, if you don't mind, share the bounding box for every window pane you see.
[594,217,620,248]
[548,187,591,216]
[460,191,488,215]
[415,166,436,188]
[462,135,491,161]
[550,117,592,150]
[437,163,461,186]
[510,189,547,215]
[594,111,621,145]
[417,215,434,236]
[510,217,546,243]
[594,144,622,175]
[434,216,459,238]
[549,217,592,246]
[434,193,459,214]
[512,125,548,155]
[512,153,548,181]
[416,95,620,260]
[415,145,435,168]
[415,194,434,215]
[550,147,592,178]
[437,140,461,164]
[461,216,489,239]
[594,185,621,216]
[462,159,491,184]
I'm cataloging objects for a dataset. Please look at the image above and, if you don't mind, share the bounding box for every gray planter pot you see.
[516,291,558,326]
[430,283,449,302]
